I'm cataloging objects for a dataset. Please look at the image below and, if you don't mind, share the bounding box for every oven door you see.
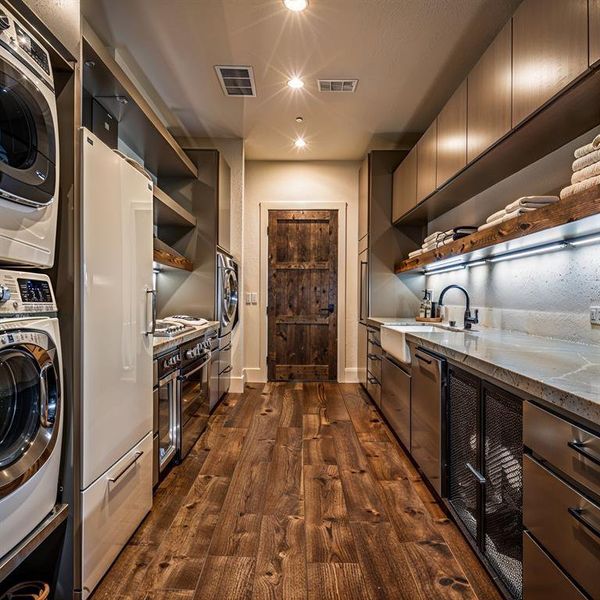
[177,351,210,460]
[0,55,57,207]
[0,335,61,499]
[157,371,177,472]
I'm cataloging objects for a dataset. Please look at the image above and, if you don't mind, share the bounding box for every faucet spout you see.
[437,285,478,330]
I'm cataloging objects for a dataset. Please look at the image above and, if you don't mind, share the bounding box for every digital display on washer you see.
[15,23,50,75]
[17,278,52,303]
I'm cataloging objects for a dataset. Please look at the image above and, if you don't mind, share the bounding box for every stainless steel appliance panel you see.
[381,356,411,448]
[366,373,381,408]
[218,331,232,400]
[524,401,600,498]
[217,251,239,336]
[411,347,445,495]
[156,348,180,473]
[152,434,159,488]
[153,388,159,434]
[359,248,368,323]
[523,454,600,599]
[523,532,586,600]
[358,323,367,387]
[367,330,382,384]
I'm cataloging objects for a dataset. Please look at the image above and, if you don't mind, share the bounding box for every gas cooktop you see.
[154,319,196,338]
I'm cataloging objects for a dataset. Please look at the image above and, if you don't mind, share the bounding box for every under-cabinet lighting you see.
[467,260,488,268]
[488,243,567,263]
[569,233,600,247]
[426,258,463,272]
[426,265,466,275]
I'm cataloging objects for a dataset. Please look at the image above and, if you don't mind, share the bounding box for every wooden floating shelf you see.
[395,185,600,274]
[153,238,193,271]
[394,64,600,227]
[153,186,196,229]
[82,23,198,179]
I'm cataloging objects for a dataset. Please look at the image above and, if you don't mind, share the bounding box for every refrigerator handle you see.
[145,288,157,336]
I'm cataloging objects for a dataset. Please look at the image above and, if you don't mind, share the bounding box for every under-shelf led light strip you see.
[423,231,600,275]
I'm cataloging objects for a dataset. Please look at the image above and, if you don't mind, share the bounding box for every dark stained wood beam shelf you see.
[153,186,196,228]
[394,65,600,227]
[82,22,198,179]
[153,238,193,271]
[395,185,600,273]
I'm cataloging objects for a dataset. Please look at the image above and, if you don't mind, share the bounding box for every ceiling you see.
[82,0,521,160]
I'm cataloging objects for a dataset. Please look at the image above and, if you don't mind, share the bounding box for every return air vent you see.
[318,79,358,93]
[215,65,256,97]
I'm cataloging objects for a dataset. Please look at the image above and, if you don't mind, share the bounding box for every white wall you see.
[243,160,360,382]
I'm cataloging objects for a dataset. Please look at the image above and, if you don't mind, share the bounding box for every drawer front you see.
[524,401,600,498]
[367,349,382,382]
[82,433,153,598]
[381,357,410,448]
[524,454,600,599]
[366,374,381,408]
[523,532,586,600]
[367,327,381,349]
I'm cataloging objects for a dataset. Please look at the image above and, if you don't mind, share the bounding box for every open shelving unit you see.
[153,237,193,271]
[153,186,196,229]
[395,185,600,274]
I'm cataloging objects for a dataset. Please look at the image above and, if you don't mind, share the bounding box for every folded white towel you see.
[478,207,538,232]
[560,174,600,199]
[408,249,423,259]
[571,160,600,184]
[478,220,501,232]
[573,149,600,172]
[423,231,444,244]
[505,196,559,212]
[574,134,600,159]
[486,209,506,223]
[443,237,455,245]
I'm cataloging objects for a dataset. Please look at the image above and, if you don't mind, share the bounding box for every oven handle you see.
[178,353,211,380]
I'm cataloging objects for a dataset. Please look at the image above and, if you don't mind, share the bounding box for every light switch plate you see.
[591,305,600,325]
[246,292,252,305]
[251,292,258,305]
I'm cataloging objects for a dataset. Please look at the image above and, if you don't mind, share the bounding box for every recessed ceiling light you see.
[287,77,304,89]
[294,137,307,149]
[295,116,304,123]
[283,0,308,12]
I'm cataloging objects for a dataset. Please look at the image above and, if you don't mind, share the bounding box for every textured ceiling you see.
[82,0,521,160]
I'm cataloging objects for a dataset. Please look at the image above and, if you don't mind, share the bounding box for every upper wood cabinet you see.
[416,121,437,202]
[467,21,512,163]
[217,156,231,252]
[591,0,600,66]
[392,147,418,222]
[512,0,588,127]
[358,156,369,241]
[436,81,467,188]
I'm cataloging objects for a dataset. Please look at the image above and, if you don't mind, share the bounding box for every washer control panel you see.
[0,269,57,316]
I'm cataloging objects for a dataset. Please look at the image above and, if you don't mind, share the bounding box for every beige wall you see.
[243,160,361,382]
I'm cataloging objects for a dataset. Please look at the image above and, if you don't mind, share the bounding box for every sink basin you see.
[380,325,444,364]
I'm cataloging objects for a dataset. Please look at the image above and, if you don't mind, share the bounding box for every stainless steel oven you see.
[177,338,211,460]
[156,348,180,474]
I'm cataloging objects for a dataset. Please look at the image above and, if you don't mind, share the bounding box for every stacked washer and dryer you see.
[0,1,64,571]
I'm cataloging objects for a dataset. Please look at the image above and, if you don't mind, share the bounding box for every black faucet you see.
[437,285,479,330]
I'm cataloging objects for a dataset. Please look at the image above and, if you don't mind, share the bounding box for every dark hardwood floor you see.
[92,383,501,600]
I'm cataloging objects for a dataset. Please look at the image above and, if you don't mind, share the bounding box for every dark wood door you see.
[268,210,338,381]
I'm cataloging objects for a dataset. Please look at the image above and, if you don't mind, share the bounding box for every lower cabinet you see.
[381,356,411,449]
[446,365,523,599]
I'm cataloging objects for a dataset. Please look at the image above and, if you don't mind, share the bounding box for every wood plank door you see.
[268,210,338,381]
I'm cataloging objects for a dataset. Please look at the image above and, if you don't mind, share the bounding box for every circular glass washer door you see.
[0,340,60,498]
[221,268,238,326]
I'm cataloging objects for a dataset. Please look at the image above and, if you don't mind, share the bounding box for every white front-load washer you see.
[0,4,60,268]
[0,269,62,560]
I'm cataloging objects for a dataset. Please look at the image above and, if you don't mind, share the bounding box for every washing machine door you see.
[0,334,60,499]
[0,56,57,207]
[221,267,238,330]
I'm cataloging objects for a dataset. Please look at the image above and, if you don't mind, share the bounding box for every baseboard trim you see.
[343,367,359,384]
[244,367,267,383]
[229,373,246,394]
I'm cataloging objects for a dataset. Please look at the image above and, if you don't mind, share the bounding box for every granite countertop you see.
[366,317,420,328]
[153,321,219,355]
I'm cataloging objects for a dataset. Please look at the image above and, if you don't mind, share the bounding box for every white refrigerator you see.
[80,128,155,597]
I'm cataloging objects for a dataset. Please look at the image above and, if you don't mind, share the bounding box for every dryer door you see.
[221,267,238,329]
[0,335,60,498]
[0,56,57,207]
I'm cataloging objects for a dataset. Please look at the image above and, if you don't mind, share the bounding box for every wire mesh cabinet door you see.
[483,382,523,599]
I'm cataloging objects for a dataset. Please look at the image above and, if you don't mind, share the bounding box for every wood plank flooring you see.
[92,383,501,600]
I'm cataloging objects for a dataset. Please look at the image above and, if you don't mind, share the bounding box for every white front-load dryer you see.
[0,4,60,268]
[0,269,62,559]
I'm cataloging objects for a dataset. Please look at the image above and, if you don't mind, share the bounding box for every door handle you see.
[568,507,600,539]
[39,362,56,428]
[466,462,486,485]
[109,451,144,485]
[145,288,157,335]
[568,440,600,467]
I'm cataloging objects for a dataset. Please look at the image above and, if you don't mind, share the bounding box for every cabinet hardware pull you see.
[568,507,600,539]
[568,441,600,467]
[367,353,381,361]
[415,353,432,364]
[109,451,143,484]
[466,462,486,485]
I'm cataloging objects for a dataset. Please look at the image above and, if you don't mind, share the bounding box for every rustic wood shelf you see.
[154,186,196,229]
[82,22,198,179]
[394,64,600,227]
[153,238,193,271]
[395,185,600,274]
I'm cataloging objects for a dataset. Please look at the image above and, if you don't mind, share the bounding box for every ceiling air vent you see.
[215,65,256,97]
[318,79,358,93]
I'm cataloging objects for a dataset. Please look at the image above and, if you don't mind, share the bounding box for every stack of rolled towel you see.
[477,195,559,232]
[560,134,600,199]
[408,226,477,258]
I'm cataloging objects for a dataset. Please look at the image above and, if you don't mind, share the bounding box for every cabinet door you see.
[392,147,417,222]
[358,156,369,241]
[416,121,437,202]
[436,80,467,187]
[591,0,600,66]
[381,357,411,448]
[218,156,231,252]
[512,0,588,127]
[467,21,512,163]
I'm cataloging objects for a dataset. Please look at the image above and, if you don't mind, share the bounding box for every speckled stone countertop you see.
[366,317,419,328]
[399,327,600,426]
[153,321,219,355]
